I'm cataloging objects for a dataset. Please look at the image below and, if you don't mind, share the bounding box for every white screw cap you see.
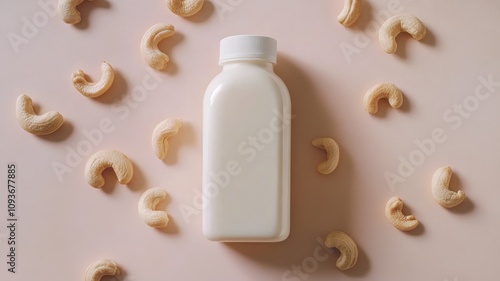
[219,35,277,64]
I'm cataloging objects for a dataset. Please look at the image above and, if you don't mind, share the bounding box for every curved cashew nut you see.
[379,14,426,54]
[432,166,465,208]
[16,94,64,135]
[58,0,87,24]
[85,259,119,281]
[337,0,362,27]
[85,150,134,188]
[312,138,340,175]
[152,118,183,160]
[324,231,358,270]
[363,83,403,114]
[167,0,205,17]
[72,62,115,98]
[141,23,175,70]
[385,196,419,231]
[138,187,170,228]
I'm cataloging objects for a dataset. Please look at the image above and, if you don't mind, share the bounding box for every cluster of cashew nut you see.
[360,14,425,112]
[152,118,183,160]
[324,231,358,270]
[342,9,425,141]
[83,148,178,228]
[16,94,64,135]
[167,0,205,17]
[83,150,173,228]
[336,2,427,54]
[363,83,404,114]
[37,6,183,278]
[312,137,340,175]
[84,150,134,188]
[350,8,455,234]
[385,167,466,231]
[141,23,176,70]
[312,139,357,271]
[72,62,115,98]
[85,259,119,281]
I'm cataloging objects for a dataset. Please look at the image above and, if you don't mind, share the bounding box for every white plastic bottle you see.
[202,35,291,242]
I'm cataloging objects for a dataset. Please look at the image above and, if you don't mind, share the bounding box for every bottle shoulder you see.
[205,64,288,97]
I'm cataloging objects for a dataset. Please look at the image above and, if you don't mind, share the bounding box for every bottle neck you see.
[221,59,274,71]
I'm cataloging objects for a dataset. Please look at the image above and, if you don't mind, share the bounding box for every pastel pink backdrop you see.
[1,0,499,280]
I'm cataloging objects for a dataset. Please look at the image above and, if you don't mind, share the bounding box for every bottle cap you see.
[219,35,277,64]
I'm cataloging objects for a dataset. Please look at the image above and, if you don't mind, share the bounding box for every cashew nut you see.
[58,0,88,24]
[85,259,119,281]
[16,94,64,135]
[167,0,205,17]
[138,187,170,228]
[337,0,362,27]
[312,138,340,175]
[432,166,465,208]
[363,83,403,114]
[141,23,175,70]
[324,231,358,270]
[72,62,115,98]
[379,14,426,54]
[152,118,183,160]
[85,150,134,188]
[385,196,419,231]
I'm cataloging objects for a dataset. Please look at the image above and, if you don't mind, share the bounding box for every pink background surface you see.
[1,0,500,280]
